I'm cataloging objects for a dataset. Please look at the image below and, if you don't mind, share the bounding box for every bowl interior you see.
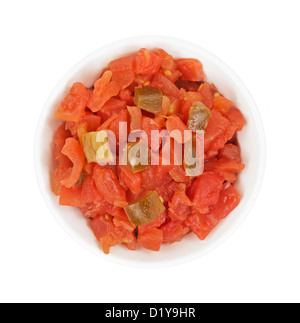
[35,36,265,267]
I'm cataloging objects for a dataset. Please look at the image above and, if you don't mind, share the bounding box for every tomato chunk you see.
[93,165,128,207]
[88,71,120,112]
[176,59,204,82]
[137,228,163,251]
[109,55,135,90]
[61,138,85,189]
[55,83,89,122]
[134,49,163,75]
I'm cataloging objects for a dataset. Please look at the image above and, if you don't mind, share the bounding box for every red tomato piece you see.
[168,187,192,222]
[161,220,190,244]
[109,109,129,141]
[119,165,142,195]
[219,144,242,163]
[176,59,204,82]
[109,55,135,90]
[81,175,103,206]
[61,138,85,189]
[188,171,224,208]
[51,167,70,196]
[54,125,73,168]
[151,73,182,99]
[123,232,137,251]
[185,212,213,240]
[138,228,163,251]
[134,49,163,75]
[169,165,191,183]
[213,95,233,115]
[88,71,120,112]
[81,113,101,132]
[119,89,134,105]
[98,98,126,122]
[141,116,161,149]
[113,209,136,232]
[207,183,241,225]
[226,107,246,131]
[55,82,89,122]
[204,109,232,152]
[90,215,114,241]
[93,165,128,207]
[138,210,167,234]
[198,82,214,109]
[166,115,190,144]
[59,186,83,208]
[97,112,118,131]
[127,106,142,131]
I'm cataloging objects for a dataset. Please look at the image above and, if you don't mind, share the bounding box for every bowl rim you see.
[34,35,266,268]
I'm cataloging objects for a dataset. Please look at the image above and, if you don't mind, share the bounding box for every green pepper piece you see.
[126,141,149,173]
[134,87,163,114]
[187,101,211,131]
[81,131,114,164]
[124,191,165,226]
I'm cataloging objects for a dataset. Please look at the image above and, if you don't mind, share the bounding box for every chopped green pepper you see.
[124,191,166,226]
[126,141,149,173]
[187,101,211,131]
[134,87,163,114]
[81,131,114,164]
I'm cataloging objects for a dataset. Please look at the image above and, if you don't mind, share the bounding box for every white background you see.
[1,0,299,303]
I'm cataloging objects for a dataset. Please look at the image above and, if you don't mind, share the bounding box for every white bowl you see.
[35,36,266,268]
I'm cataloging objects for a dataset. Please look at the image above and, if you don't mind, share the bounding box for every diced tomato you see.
[90,215,114,241]
[97,98,126,122]
[109,109,129,141]
[179,100,193,124]
[175,78,200,92]
[188,171,224,209]
[88,71,120,112]
[152,73,182,99]
[51,167,70,196]
[54,125,73,168]
[123,232,137,251]
[119,89,134,105]
[81,175,103,206]
[134,49,163,75]
[109,55,135,90]
[137,228,163,251]
[119,165,142,195]
[219,144,242,163]
[142,116,161,149]
[226,107,246,131]
[59,186,83,208]
[93,165,128,207]
[166,115,190,144]
[168,186,192,222]
[161,220,190,244]
[204,109,233,152]
[156,49,176,71]
[138,210,167,234]
[61,138,85,189]
[198,82,214,109]
[113,209,136,232]
[176,59,204,82]
[185,212,213,240]
[134,74,153,87]
[127,106,142,131]
[55,82,89,122]
[97,112,118,131]
[82,113,101,132]
[213,95,233,115]
[169,165,191,183]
